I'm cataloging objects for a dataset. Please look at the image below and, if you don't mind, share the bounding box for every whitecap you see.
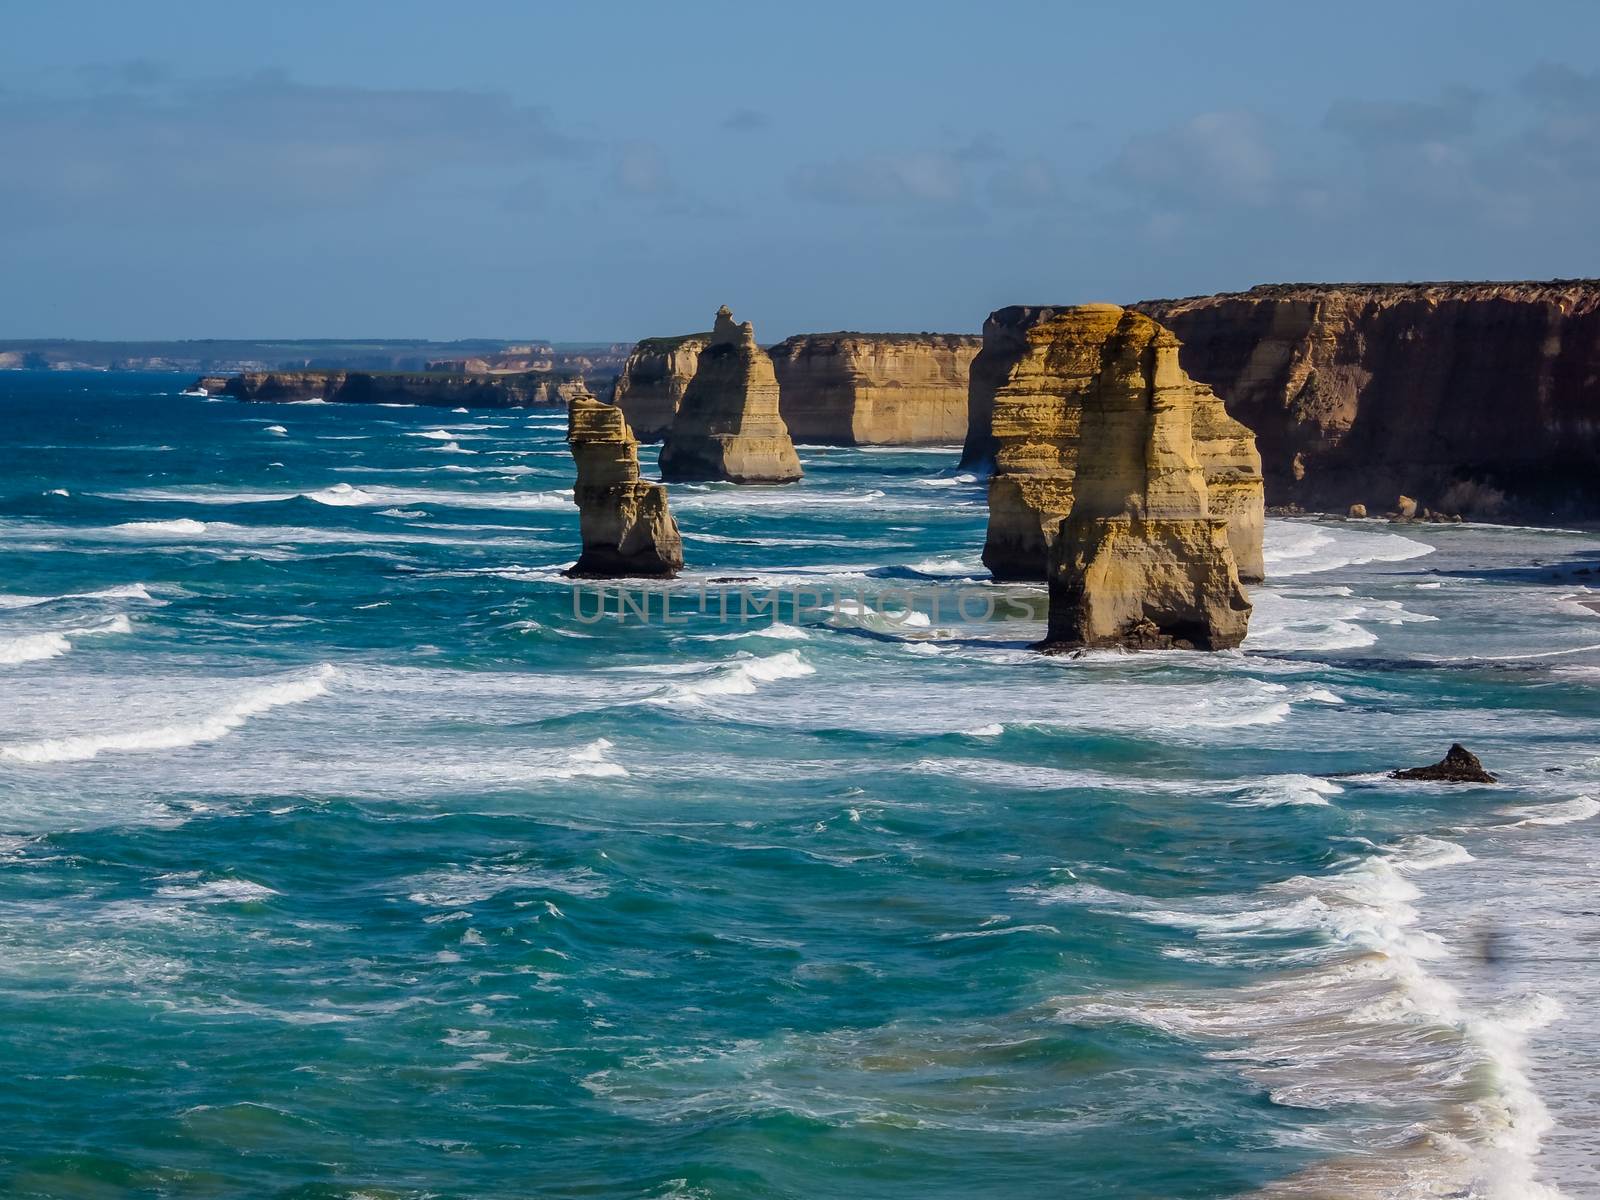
[1498,796,1600,829]
[1263,521,1435,577]
[0,615,131,666]
[643,650,815,706]
[1,663,336,764]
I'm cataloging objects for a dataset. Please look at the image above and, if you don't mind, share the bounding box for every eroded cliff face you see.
[1132,281,1600,519]
[659,307,802,484]
[1044,310,1252,651]
[566,389,683,577]
[768,333,981,444]
[972,305,1264,582]
[204,370,566,408]
[611,333,711,441]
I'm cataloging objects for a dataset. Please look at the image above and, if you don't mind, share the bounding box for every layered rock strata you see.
[611,333,712,441]
[1043,309,1253,651]
[659,307,802,484]
[196,370,569,408]
[768,333,981,444]
[1132,281,1600,520]
[969,305,1263,581]
[566,389,683,577]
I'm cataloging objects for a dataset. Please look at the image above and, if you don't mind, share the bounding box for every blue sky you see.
[3,1,1597,340]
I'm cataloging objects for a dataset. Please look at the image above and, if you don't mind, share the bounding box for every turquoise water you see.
[3,373,1598,1199]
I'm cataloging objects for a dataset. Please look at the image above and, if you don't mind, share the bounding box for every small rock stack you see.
[566,388,684,577]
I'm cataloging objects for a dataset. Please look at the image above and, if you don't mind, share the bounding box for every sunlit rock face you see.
[611,333,711,442]
[1133,281,1600,521]
[1042,309,1253,652]
[969,304,1263,583]
[659,307,802,485]
[768,333,980,445]
[567,388,684,577]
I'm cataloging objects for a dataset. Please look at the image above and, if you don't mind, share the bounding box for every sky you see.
[2,0,1598,341]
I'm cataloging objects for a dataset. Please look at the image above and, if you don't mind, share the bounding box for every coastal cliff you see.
[659,307,802,484]
[195,370,572,408]
[567,389,684,577]
[611,333,712,441]
[1044,308,1252,651]
[1132,281,1600,519]
[768,333,981,444]
[971,305,1263,581]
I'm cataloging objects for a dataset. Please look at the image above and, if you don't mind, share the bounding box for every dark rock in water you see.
[1391,743,1496,783]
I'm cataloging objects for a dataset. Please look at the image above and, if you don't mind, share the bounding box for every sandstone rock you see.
[1396,495,1418,519]
[1042,309,1253,651]
[1348,503,1368,518]
[566,389,684,577]
[611,333,712,441]
[968,305,1264,582]
[202,369,563,408]
[659,307,802,484]
[1132,281,1600,521]
[1391,743,1496,783]
[769,333,981,444]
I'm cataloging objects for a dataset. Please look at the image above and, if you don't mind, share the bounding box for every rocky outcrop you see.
[968,305,1264,582]
[1043,308,1253,651]
[611,333,712,441]
[566,389,683,577]
[659,307,802,484]
[198,370,571,408]
[768,333,981,444]
[1132,281,1600,520]
[1391,743,1496,783]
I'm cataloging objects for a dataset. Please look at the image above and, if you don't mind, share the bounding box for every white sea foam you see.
[113,519,209,536]
[0,615,131,665]
[263,425,288,435]
[405,863,610,906]
[0,663,335,763]
[154,878,278,903]
[0,582,157,609]
[1497,796,1600,829]
[1227,775,1343,808]
[424,441,478,455]
[109,483,572,512]
[1245,589,1437,654]
[1046,833,1564,1200]
[1263,521,1435,577]
[685,623,812,642]
[644,650,815,705]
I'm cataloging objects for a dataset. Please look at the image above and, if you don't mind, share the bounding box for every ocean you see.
[2,372,1597,1199]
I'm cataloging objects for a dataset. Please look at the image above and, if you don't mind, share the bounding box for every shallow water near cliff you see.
[3,373,1599,1199]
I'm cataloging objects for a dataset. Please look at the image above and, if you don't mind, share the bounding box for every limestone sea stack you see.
[967,305,1264,582]
[1132,281,1600,520]
[611,332,712,441]
[768,333,981,444]
[659,307,802,484]
[1043,309,1253,651]
[566,388,684,577]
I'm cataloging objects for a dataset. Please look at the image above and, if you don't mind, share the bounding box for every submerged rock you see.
[659,307,802,484]
[611,332,712,441]
[965,305,1263,582]
[768,332,981,444]
[1391,744,1497,783]
[566,389,683,577]
[1041,307,1253,652]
